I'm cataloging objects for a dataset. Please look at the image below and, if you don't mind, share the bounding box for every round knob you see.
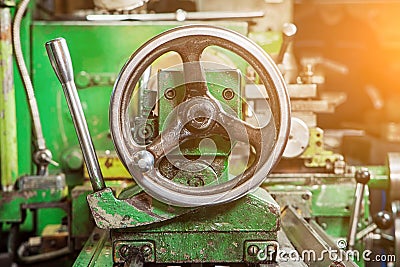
[373,211,393,230]
[355,168,370,184]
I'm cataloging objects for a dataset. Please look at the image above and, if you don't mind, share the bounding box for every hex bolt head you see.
[119,245,130,259]
[140,245,152,257]
[247,245,259,256]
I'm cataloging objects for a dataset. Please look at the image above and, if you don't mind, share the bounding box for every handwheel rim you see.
[110,25,290,207]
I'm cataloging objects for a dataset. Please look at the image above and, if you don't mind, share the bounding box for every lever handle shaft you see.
[347,169,370,249]
[46,38,105,191]
[276,23,297,64]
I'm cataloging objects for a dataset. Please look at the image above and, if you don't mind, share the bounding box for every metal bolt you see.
[186,100,215,131]
[301,193,310,200]
[132,150,154,172]
[187,176,205,187]
[119,245,130,259]
[222,88,235,100]
[247,245,259,256]
[141,245,152,257]
[164,88,176,100]
[137,124,153,140]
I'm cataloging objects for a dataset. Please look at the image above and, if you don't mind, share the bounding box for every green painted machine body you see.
[74,187,280,266]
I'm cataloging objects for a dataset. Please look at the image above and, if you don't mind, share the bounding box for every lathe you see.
[0,0,399,266]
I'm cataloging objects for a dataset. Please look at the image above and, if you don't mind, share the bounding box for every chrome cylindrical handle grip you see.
[45,38,105,191]
[45,38,74,84]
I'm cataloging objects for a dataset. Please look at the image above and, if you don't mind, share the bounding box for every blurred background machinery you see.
[0,0,400,266]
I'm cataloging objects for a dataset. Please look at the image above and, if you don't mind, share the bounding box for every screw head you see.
[119,245,130,258]
[141,245,152,256]
[222,88,235,100]
[136,123,154,142]
[247,245,259,256]
[164,88,176,100]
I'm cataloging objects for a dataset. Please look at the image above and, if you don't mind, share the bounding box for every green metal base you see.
[74,188,280,266]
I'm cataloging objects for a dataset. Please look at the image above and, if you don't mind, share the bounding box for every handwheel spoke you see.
[173,38,209,98]
[146,116,190,161]
[215,110,275,152]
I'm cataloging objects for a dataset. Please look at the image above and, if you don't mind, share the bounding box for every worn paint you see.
[86,187,190,229]
[110,188,279,264]
[0,187,67,222]
[0,8,18,191]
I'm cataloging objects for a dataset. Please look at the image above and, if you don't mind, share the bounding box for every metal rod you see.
[276,23,297,64]
[282,206,358,266]
[86,10,264,22]
[45,38,105,191]
[347,169,370,250]
[347,183,365,249]
[0,7,18,191]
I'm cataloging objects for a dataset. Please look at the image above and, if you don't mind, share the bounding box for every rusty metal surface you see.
[18,174,65,190]
[0,7,18,191]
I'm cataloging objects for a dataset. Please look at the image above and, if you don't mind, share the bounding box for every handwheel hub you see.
[184,97,216,132]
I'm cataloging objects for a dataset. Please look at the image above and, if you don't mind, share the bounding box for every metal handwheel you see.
[110,25,290,207]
